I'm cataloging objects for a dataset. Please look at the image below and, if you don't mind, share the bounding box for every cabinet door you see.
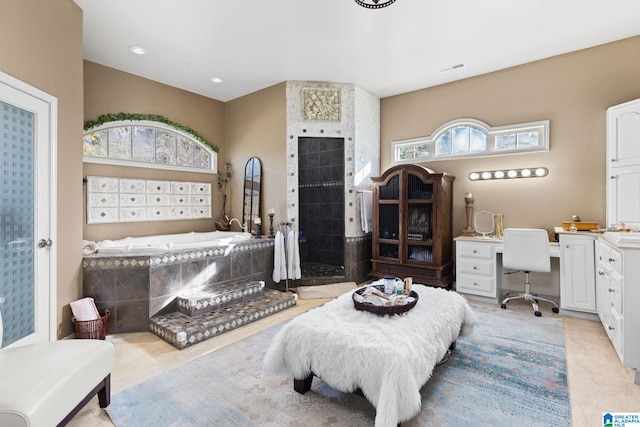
[607,99,640,228]
[607,100,640,168]
[608,166,640,228]
[559,234,596,311]
[404,172,434,264]
[375,174,400,260]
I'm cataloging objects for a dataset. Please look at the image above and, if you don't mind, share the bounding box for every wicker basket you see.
[352,285,418,316]
[72,309,110,340]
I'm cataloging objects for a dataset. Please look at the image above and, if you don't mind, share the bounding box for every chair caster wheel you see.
[552,307,559,313]
[534,311,542,317]
[500,304,507,309]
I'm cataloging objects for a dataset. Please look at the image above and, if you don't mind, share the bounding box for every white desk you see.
[454,228,598,317]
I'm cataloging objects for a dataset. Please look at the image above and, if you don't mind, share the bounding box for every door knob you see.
[38,238,53,248]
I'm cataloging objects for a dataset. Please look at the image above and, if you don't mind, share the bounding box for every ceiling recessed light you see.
[210,77,224,84]
[129,46,147,55]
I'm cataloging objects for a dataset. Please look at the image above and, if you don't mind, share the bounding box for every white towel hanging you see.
[360,190,373,233]
[272,231,286,283]
[286,230,295,279]
[279,232,287,280]
[293,231,301,280]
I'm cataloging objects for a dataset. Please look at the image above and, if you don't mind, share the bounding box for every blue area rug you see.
[107,303,570,426]
[416,303,570,426]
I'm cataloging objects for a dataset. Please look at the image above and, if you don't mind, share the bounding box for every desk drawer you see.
[456,274,495,297]
[458,258,493,277]
[458,243,493,259]
[597,241,623,275]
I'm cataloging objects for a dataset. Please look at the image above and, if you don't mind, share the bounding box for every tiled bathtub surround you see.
[82,238,275,334]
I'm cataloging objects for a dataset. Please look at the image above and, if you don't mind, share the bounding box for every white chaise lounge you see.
[0,310,115,427]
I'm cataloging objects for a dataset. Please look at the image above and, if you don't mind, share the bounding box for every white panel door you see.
[0,71,57,347]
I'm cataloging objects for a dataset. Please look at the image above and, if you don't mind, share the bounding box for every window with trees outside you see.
[83,120,218,173]
[392,118,549,163]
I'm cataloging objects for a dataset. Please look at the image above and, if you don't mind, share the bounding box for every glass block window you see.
[0,101,35,347]
[86,176,212,224]
[392,118,549,163]
[84,121,217,173]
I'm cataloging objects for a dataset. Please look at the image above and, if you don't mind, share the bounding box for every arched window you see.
[83,119,217,173]
[392,118,549,163]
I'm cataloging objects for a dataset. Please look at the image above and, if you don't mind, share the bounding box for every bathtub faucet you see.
[229,218,247,232]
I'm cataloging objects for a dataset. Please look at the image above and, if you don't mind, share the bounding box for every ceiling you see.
[74,0,640,103]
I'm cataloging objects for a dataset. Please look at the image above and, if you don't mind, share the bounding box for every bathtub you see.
[95,231,253,254]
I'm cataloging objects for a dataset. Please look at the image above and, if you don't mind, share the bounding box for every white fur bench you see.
[264,284,476,427]
[0,313,115,427]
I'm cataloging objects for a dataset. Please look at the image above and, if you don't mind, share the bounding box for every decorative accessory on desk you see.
[462,192,475,236]
[474,210,495,239]
[494,213,504,238]
[562,220,598,231]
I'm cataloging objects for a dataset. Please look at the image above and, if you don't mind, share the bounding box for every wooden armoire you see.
[370,164,455,288]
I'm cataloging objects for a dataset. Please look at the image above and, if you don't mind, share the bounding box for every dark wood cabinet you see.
[370,164,455,288]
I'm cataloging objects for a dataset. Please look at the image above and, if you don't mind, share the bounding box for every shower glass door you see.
[0,73,55,347]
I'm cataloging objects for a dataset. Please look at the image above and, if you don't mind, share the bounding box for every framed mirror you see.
[474,210,495,239]
[242,157,262,234]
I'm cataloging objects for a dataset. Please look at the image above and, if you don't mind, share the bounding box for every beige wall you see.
[0,0,83,337]
[83,61,226,241]
[3,0,639,338]
[224,83,287,228]
[381,36,640,237]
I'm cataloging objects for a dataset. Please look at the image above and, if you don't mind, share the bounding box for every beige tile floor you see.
[68,297,640,427]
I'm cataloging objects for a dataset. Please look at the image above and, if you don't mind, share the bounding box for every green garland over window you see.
[84,112,218,153]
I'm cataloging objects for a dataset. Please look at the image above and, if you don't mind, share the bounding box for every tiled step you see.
[149,288,297,349]
[177,280,265,317]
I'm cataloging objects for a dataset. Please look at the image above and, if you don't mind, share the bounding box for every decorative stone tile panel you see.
[86,176,212,224]
[302,87,341,122]
[119,179,146,193]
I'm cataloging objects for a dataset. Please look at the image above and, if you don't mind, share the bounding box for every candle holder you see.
[268,213,275,238]
[462,194,475,237]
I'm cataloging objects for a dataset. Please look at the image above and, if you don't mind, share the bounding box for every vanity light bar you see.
[468,167,548,181]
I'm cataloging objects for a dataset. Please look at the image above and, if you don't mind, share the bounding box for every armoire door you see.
[0,71,56,348]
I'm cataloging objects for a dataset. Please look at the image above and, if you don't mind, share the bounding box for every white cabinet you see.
[607,98,640,229]
[455,239,499,299]
[596,238,640,384]
[558,233,596,312]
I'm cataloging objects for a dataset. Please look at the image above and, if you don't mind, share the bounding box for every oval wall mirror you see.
[242,157,262,234]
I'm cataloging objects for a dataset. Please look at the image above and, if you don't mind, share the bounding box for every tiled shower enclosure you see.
[298,137,345,274]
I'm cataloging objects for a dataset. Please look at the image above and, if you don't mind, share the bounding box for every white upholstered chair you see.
[0,308,115,427]
[500,228,560,317]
